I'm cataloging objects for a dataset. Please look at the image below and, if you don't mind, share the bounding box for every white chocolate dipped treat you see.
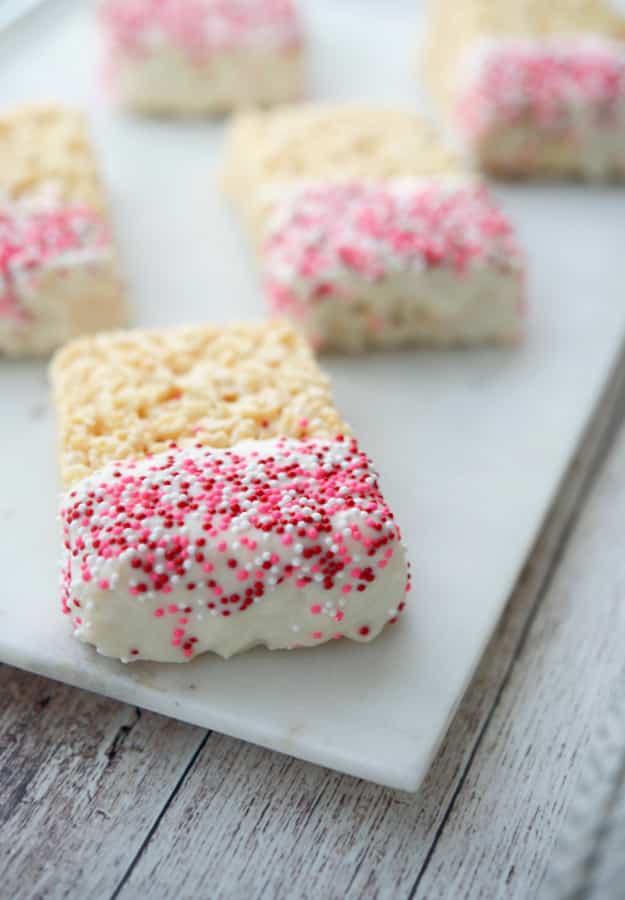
[0,105,126,356]
[51,322,409,662]
[262,178,525,351]
[425,0,625,179]
[221,105,525,350]
[60,438,409,662]
[99,0,304,115]
[0,202,124,356]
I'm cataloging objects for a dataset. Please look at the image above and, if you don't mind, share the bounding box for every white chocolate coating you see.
[0,201,125,356]
[455,38,625,179]
[100,0,304,114]
[110,45,304,115]
[266,267,523,352]
[262,179,525,351]
[60,438,410,662]
[0,258,125,356]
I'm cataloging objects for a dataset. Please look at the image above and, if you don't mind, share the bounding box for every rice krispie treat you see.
[51,321,409,662]
[221,104,525,350]
[425,0,625,179]
[99,0,304,116]
[0,105,126,356]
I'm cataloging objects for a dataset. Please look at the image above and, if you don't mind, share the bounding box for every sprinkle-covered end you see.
[455,38,625,178]
[60,436,410,662]
[261,178,525,351]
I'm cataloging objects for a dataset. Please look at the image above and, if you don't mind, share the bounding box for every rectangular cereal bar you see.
[0,105,127,356]
[51,321,409,661]
[425,0,625,179]
[221,104,525,350]
[99,0,304,115]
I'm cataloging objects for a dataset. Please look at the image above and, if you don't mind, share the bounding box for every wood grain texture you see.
[542,689,625,900]
[0,667,204,900]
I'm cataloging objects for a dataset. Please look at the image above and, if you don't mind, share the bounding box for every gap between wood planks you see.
[104,341,625,900]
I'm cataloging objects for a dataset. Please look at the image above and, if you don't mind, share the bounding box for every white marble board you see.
[0,0,624,791]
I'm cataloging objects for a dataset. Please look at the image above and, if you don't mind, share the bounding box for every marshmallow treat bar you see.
[99,0,304,116]
[221,105,525,351]
[425,0,625,179]
[0,106,126,356]
[51,321,409,662]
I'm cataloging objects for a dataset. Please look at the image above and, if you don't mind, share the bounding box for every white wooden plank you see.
[0,665,204,900]
[543,690,625,900]
[112,358,625,900]
[414,412,625,899]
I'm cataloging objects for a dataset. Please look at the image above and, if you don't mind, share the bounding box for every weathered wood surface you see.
[0,673,204,899]
[2,361,625,899]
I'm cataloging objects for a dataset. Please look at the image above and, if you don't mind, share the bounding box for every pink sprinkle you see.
[100,0,302,64]
[59,436,405,648]
[0,206,111,322]
[262,179,524,343]
[98,579,110,590]
[217,541,227,552]
[456,40,625,144]
[312,631,323,640]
